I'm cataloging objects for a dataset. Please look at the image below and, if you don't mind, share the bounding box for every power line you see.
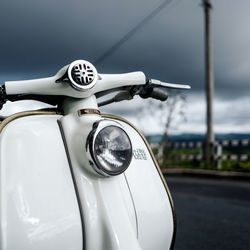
[94,0,174,66]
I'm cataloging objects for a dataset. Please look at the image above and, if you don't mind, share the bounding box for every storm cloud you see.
[0,0,249,134]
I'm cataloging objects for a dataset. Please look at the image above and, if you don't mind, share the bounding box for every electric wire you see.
[94,0,175,66]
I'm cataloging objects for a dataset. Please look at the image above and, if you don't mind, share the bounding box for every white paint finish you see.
[119,120,174,250]
[62,95,98,115]
[60,104,140,250]
[0,98,173,250]
[0,115,82,250]
[60,96,173,249]
[5,63,146,98]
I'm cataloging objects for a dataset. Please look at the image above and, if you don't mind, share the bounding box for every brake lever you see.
[149,79,191,90]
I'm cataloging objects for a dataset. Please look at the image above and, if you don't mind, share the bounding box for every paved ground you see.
[165,176,250,250]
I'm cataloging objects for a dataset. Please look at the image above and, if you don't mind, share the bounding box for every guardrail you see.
[150,139,250,168]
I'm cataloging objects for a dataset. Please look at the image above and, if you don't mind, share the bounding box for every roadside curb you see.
[162,168,250,181]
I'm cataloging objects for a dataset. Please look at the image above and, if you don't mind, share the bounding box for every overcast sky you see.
[0,0,249,135]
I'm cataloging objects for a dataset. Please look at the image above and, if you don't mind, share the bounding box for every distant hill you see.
[146,133,250,143]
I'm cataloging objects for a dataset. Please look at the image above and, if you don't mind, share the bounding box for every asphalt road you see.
[165,176,250,250]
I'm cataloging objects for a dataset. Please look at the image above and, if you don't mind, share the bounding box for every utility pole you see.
[202,0,214,166]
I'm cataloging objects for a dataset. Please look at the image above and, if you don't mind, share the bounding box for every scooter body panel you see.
[59,107,175,250]
[0,111,175,250]
[102,115,175,250]
[59,112,141,250]
[0,114,82,250]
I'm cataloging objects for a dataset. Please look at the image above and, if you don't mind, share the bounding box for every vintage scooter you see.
[0,60,190,250]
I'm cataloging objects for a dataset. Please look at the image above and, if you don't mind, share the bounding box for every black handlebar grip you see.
[139,86,168,101]
[150,87,168,101]
[0,84,7,110]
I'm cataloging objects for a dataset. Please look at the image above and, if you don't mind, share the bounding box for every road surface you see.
[166,176,250,250]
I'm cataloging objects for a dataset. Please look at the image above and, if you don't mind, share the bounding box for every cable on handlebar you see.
[0,85,64,111]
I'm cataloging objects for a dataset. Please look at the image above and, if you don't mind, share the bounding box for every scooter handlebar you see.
[4,67,146,98]
[2,60,190,106]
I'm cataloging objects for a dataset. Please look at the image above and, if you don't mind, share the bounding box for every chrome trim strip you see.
[0,109,59,134]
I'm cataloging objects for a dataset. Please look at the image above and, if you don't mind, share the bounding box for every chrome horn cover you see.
[67,60,98,91]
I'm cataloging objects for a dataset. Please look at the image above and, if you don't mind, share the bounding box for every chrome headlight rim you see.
[88,119,132,177]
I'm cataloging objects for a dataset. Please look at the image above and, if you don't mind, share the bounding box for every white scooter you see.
[0,60,190,250]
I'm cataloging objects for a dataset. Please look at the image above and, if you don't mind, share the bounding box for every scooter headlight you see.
[88,121,132,176]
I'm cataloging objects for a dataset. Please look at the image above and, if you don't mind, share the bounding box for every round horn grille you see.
[68,60,98,91]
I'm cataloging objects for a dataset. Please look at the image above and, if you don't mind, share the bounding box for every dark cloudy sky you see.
[0,0,249,134]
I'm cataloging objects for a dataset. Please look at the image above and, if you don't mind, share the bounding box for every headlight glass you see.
[91,125,132,176]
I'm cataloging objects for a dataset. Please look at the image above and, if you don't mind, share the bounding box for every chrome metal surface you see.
[67,60,98,91]
[87,119,132,177]
[150,78,191,90]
